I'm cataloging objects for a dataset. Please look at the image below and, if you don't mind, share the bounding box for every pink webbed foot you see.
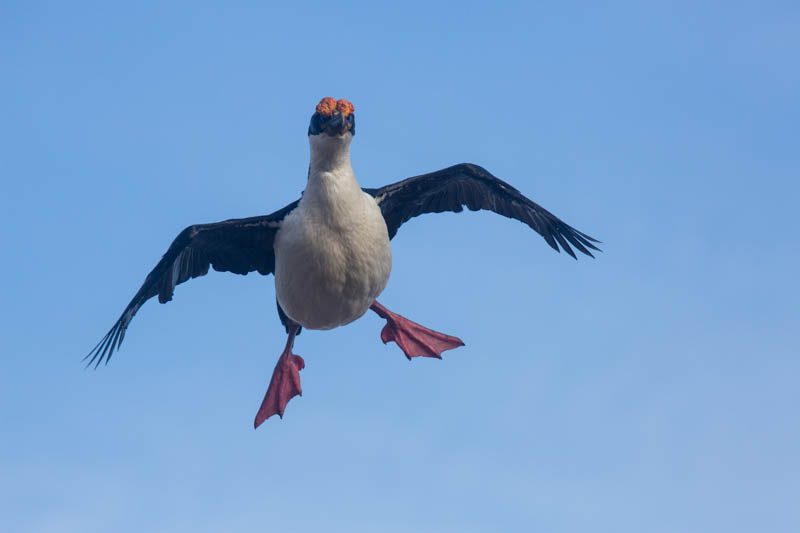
[370,301,465,360]
[254,325,305,428]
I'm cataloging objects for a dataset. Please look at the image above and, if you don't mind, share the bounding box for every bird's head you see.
[308,97,356,138]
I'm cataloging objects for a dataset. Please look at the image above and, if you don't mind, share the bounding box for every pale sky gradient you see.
[2,2,799,532]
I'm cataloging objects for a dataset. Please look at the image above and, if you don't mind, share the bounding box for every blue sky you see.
[2,2,799,532]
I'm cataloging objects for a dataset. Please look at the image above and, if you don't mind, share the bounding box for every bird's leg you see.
[370,301,465,360]
[254,324,305,428]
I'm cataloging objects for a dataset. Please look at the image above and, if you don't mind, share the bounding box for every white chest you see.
[273,166,392,330]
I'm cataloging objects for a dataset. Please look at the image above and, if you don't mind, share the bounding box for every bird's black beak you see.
[326,111,345,133]
[308,110,355,137]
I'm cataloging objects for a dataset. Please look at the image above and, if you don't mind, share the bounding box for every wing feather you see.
[85,200,298,368]
[365,163,600,257]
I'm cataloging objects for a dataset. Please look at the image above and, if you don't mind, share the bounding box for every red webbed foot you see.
[370,301,465,360]
[254,325,304,428]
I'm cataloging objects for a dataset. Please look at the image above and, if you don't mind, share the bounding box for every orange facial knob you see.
[315,97,337,117]
[336,99,355,117]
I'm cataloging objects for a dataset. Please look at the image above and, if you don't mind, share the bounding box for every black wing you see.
[364,163,600,257]
[85,200,298,368]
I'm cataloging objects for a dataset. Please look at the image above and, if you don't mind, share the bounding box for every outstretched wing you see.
[85,200,298,368]
[364,163,600,257]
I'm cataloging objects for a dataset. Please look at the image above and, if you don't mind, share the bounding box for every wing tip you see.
[83,319,127,369]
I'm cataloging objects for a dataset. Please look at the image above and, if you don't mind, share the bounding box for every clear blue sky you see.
[2,2,799,532]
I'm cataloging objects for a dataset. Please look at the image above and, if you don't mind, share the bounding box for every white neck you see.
[304,132,361,209]
[308,132,354,174]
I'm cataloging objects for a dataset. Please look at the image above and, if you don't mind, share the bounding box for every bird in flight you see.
[86,97,600,428]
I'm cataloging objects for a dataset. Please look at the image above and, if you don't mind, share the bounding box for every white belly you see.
[273,192,392,330]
